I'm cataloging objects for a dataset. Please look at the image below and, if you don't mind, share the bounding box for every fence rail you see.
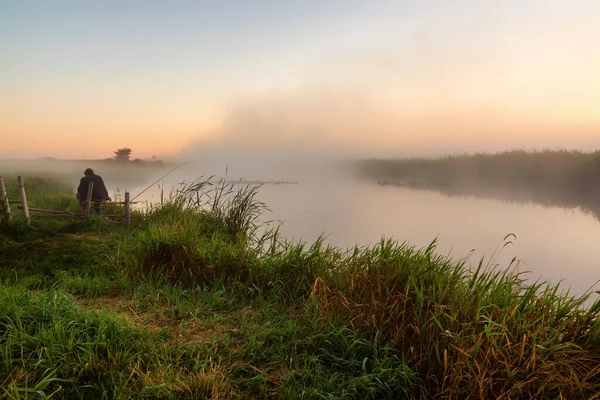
[0,175,135,227]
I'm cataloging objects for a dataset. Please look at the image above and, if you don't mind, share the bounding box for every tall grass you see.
[119,177,269,286]
[148,176,268,242]
[311,239,600,398]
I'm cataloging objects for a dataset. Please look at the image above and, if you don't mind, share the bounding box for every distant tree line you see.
[355,149,600,219]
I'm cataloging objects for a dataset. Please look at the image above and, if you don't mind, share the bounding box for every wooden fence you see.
[0,176,136,227]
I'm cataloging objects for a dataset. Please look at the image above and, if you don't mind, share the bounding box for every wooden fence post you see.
[17,176,30,226]
[84,182,93,219]
[0,177,12,223]
[125,191,131,228]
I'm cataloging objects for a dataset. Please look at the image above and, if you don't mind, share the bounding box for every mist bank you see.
[354,149,600,219]
[0,158,174,193]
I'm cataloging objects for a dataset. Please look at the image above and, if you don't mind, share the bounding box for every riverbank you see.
[355,149,600,220]
[1,175,599,398]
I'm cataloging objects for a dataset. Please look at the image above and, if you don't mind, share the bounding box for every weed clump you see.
[119,178,265,287]
[124,217,257,286]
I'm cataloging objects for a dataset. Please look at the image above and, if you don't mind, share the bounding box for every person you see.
[77,168,111,215]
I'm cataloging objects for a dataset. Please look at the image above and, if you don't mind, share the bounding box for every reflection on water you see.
[128,170,600,298]
[377,179,600,223]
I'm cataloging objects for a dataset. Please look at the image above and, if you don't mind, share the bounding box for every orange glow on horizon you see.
[2,2,600,159]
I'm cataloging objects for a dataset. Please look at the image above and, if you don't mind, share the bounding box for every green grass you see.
[0,174,599,398]
[1,174,79,216]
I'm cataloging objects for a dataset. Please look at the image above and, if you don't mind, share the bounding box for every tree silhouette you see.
[113,148,132,161]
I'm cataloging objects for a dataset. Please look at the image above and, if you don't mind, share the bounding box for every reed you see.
[311,239,600,398]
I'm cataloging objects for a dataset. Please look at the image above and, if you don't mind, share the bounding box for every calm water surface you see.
[130,164,600,298]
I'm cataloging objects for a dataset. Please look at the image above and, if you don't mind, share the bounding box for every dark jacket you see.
[77,174,109,201]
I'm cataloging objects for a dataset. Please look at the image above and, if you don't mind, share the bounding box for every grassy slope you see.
[1,176,599,399]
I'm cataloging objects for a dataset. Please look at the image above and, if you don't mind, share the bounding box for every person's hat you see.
[84,168,94,175]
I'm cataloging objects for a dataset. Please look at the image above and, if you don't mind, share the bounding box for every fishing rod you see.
[131,161,188,202]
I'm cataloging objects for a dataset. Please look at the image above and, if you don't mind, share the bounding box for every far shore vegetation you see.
[0,173,599,398]
[355,149,600,219]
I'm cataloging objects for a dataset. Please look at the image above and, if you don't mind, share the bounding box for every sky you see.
[1,0,599,159]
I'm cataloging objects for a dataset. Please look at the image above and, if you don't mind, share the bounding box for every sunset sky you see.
[1,0,599,159]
